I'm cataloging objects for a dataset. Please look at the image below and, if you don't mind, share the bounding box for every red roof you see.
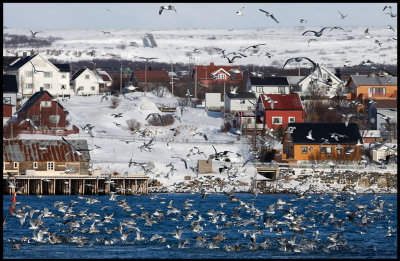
[133,70,170,82]
[195,62,243,80]
[260,94,303,110]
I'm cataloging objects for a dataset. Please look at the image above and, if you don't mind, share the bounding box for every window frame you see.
[373,87,386,95]
[47,162,54,171]
[272,117,282,125]
[26,71,33,77]
[44,72,52,78]
[288,117,295,123]
[44,83,52,89]
[50,115,60,123]
[40,101,52,107]
[301,147,308,154]
[85,74,90,79]
[320,146,332,154]
[33,162,38,169]
[91,86,96,91]
[278,86,286,94]
[14,162,19,169]
[26,83,33,89]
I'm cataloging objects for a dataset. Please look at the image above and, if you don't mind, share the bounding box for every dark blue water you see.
[3,193,397,259]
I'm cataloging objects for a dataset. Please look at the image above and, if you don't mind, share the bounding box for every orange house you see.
[281,122,363,163]
[346,74,397,101]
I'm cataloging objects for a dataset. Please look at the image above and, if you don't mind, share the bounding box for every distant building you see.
[224,92,257,114]
[246,77,291,98]
[281,122,363,163]
[130,69,170,92]
[96,68,113,93]
[4,53,72,98]
[3,74,22,117]
[3,139,90,176]
[346,74,397,101]
[70,68,100,95]
[194,62,243,88]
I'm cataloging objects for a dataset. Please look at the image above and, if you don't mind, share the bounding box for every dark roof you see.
[132,70,170,82]
[249,77,289,86]
[260,94,303,110]
[3,139,90,162]
[374,99,397,109]
[226,92,256,99]
[349,75,397,86]
[53,64,71,72]
[3,74,18,93]
[5,54,37,71]
[17,90,67,114]
[71,68,86,81]
[287,122,362,144]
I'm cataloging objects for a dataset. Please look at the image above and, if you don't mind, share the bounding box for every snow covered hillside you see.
[3,26,397,68]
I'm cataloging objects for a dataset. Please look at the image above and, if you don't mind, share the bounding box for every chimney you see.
[40,87,44,92]
[30,49,35,56]
[23,52,27,58]
[210,62,214,67]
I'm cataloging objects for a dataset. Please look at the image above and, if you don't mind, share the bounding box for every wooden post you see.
[54,179,56,195]
[69,179,71,195]
[135,179,137,195]
[96,179,98,195]
[40,180,43,195]
[27,179,30,195]
[123,178,126,195]
[82,179,85,195]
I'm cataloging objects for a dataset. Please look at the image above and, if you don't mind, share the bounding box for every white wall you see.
[72,69,100,95]
[205,93,222,108]
[226,98,256,112]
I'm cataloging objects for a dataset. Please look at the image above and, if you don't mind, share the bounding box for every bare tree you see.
[111,96,120,109]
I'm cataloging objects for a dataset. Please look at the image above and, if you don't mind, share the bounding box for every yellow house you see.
[281,122,363,163]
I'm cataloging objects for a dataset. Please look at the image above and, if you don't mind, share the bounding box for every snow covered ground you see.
[3,26,397,68]
[15,89,397,194]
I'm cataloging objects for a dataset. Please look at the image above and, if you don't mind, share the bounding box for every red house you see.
[258,93,305,131]
[194,62,243,87]
[17,89,69,130]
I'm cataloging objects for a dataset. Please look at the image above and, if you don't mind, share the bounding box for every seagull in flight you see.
[259,9,279,23]
[101,31,111,35]
[135,56,158,62]
[111,113,123,118]
[307,39,317,47]
[193,132,208,141]
[363,28,373,39]
[306,130,314,140]
[338,10,347,19]
[29,61,45,74]
[300,19,308,23]
[18,118,38,130]
[236,7,245,16]
[146,113,164,125]
[302,27,331,37]
[29,29,42,38]
[387,25,395,31]
[159,5,177,15]
[226,55,242,64]
[383,5,392,12]
[242,43,266,52]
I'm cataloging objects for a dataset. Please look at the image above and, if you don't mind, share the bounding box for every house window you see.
[47,162,54,170]
[257,87,263,92]
[40,101,52,107]
[26,71,33,77]
[14,162,18,169]
[272,117,282,125]
[322,73,327,79]
[216,73,226,79]
[91,86,95,91]
[278,86,286,94]
[320,147,332,154]
[85,74,90,79]
[33,162,38,169]
[3,97,11,104]
[44,84,52,89]
[301,147,308,154]
[31,115,39,121]
[373,88,386,95]
[26,83,33,89]
[288,117,295,123]
[44,72,52,78]
[50,115,60,123]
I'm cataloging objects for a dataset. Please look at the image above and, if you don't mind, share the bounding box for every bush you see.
[220,122,231,133]
[111,96,120,109]
[148,114,175,126]
[126,119,141,132]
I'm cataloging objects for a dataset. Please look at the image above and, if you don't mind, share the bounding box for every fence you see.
[19,125,80,136]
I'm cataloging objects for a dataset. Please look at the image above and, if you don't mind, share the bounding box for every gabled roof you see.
[17,90,67,114]
[3,75,18,93]
[195,63,243,80]
[226,92,256,99]
[249,77,289,86]
[96,69,113,82]
[53,63,71,72]
[5,54,37,71]
[259,93,303,110]
[349,75,397,86]
[3,139,90,162]
[70,68,88,81]
[132,70,170,82]
[287,122,362,144]
[286,76,305,85]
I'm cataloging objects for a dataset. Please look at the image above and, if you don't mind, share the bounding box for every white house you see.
[70,68,100,95]
[96,68,113,93]
[4,52,73,98]
[205,93,223,111]
[246,77,291,98]
[224,92,257,114]
[296,65,344,98]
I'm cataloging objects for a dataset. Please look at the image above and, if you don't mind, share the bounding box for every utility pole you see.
[194,67,197,107]
[144,61,147,96]
[171,60,174,96]
[120,61,123,94]
[223,82,226,124]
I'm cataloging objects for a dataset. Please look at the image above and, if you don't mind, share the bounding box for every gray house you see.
[246,77,291,98]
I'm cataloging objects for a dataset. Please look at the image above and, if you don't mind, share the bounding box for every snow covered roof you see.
[195,63,243,80]
[3,139,90,162]
[96,69,113,82]
[259,94,303,110]
[287,122,362,144]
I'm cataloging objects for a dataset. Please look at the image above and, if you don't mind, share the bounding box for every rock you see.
[358,178,371,188]
[377,177,388,188]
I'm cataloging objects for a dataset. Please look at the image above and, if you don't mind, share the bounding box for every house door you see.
[368,88,372,98]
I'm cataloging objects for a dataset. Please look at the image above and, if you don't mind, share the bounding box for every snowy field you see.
[15,90,397,194]
[3,26,397,68]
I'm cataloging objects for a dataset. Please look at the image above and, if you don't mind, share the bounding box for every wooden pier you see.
[3,174,149,195]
